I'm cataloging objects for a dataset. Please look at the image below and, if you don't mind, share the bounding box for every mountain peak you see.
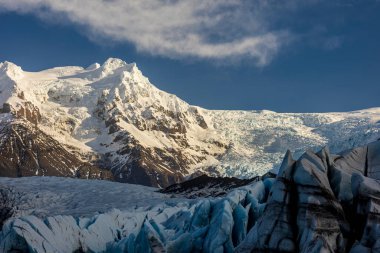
[83,58,142,80]
[0,61,23,80]
[101,58,127,71]
[101,58,141,74]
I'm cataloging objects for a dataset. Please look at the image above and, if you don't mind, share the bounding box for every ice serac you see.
[235,150,297,252]
[237,140,380,253]
[1,141,380,252]
[294,149,347,253]
[1,59,380,187]
[203,199,234,253]
[350,173,380,252]
[0,171,273,253]
[232,203,249,246]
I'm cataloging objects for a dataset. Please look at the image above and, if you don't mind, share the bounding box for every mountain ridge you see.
[0,58,379,186]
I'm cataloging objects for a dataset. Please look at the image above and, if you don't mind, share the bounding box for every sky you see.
[0,0,379,112]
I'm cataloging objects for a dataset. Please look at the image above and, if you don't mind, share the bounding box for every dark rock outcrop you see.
[106,140,186,187]
[2,101,41,126]
[0,121,113,180]
[160,174,261,198]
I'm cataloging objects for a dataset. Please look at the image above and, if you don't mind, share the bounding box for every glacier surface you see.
[1,140,380,252]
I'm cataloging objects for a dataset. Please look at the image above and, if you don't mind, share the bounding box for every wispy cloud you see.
[0,0,359,65]
[0,0,296,66]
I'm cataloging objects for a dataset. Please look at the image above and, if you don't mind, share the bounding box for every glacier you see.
[1,140,380,252]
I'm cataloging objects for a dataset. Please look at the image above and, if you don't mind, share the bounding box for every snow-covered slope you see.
[0,59,379,186]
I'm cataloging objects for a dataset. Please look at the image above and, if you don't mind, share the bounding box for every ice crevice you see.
[1,140,380,252]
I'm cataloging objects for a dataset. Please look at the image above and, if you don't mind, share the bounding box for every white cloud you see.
[0,0,294,65]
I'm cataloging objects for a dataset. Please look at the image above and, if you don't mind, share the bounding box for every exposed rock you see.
[159,174,260,198]
[0,120,113,180]
[107,141,185,187]
[15,101,41,126]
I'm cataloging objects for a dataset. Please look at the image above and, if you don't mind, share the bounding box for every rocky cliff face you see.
[0,119,112,180]
[0,59,380,187]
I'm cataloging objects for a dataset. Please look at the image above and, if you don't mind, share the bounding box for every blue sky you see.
[0,0,379,112]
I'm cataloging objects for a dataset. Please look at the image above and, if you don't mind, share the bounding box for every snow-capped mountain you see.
[0,58,379,186]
